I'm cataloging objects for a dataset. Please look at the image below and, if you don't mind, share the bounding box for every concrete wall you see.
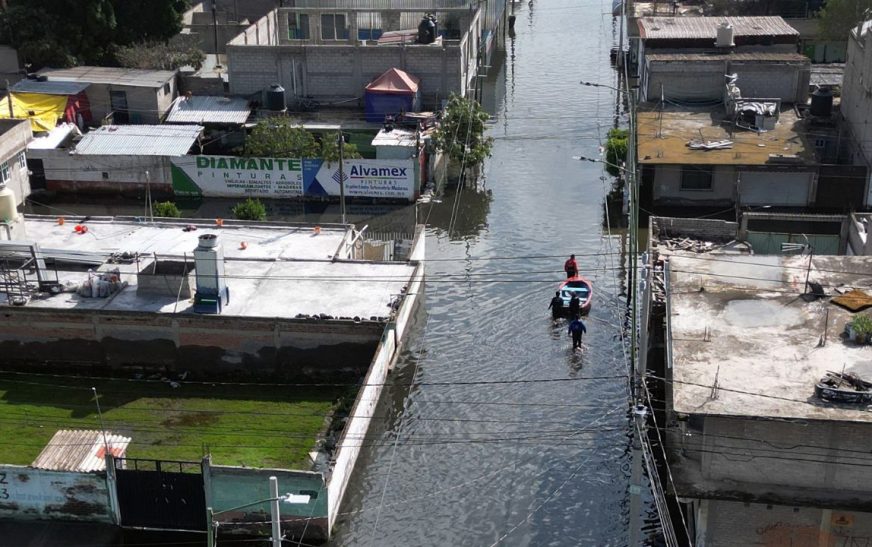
[206,463,328,543]
[228,42,463,107]
[644,57,811,103]
[673,415,872,508]
[651,164,736,206]
[326,225,424,532]
[30,149,172,197]
[0,307,384,381]
[227,7,477,106]
[848,213,872,255]
[651,216,739,242]
[843,26,872,176]
[0,119,32,206]
[83,80,177,125]
[0,465,113,523]
[697,499,872,547]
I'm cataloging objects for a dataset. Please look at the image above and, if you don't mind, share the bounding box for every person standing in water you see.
[548,291,564,319]
[568,316,587,350]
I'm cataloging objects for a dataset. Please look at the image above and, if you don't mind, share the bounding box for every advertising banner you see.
[171,155,417,201]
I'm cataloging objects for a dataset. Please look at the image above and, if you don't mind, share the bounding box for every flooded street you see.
[12,0,639,545]
[331,0,635,544]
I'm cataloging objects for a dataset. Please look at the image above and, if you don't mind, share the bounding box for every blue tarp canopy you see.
[364,68,421,123]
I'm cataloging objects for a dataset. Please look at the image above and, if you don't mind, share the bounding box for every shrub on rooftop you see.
[232,198,267,221]
[605,128,629,177]
[850,314,872,343]
[151,201,181,218]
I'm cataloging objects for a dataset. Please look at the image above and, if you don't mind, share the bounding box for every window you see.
[814,138,826,149]
[17,151,25,170]
[163,82,171,95]
[321,13,348,40]
[357,12,382,41]
[0,161,9,184]
[289,13,310,39]
[680,166,713,191]
[101,172,109,180]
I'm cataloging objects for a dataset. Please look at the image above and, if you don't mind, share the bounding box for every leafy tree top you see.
[245,120,361,160]
[432,94,494,167]
[818,0,872,39]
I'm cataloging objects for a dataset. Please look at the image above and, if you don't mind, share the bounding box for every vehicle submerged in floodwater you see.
[555,275,593,316]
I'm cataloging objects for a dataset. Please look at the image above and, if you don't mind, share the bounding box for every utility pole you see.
[338,130,346,225]
[629,403,648,546]
[270,476,282,547]
[206,506,215,547]
[5,80,12,118]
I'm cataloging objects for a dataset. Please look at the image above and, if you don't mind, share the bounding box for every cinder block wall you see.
[228,43,462,107]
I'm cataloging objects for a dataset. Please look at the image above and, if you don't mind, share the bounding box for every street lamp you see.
[572,155,628,174]
[579,80,626,94]
[207,476,312,547]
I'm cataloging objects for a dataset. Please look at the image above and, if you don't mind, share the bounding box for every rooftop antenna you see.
[92,387,112,464]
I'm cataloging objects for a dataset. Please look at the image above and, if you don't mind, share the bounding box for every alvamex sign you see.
[349,165,408,177]
[171,155,417,201]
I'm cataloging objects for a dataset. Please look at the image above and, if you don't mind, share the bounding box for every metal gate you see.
[114,458,206,531]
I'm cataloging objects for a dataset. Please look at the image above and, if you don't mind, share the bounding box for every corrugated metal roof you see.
[40,66,176,88]
[638,16,799,40]
[646,51,808,62]
[32,429,131,472]
[73,125,203,156]
[810,64,844,88]
[165,95,251,124]
[10,79,90,95]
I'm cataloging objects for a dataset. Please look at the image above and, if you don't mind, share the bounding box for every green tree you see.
[818,0,872,39]
[115,35,204,71]
[605,128,629,177]
[0,0,189,69]
[1,0,117,67]
[232,198,267,221]
[432,94,493,167]
[245,119,320,158]
[320,132,362,163]
[111,0,189,44]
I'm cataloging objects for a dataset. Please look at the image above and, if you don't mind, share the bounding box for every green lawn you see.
[0,373,348,469]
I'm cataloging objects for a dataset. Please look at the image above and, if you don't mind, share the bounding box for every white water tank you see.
[716,22,734,48]
[194,233,226,294]
[0,183,18,222]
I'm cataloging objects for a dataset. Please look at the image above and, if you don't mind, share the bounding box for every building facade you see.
[226,5,487,108]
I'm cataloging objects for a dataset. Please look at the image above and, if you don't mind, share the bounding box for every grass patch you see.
[0,373,347,469]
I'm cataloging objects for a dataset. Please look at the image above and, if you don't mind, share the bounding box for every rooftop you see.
[4,216,413,321]
[645,51,808,62]
[668,254,872,423]
[31,430,131,472]
[40,66,176,87]
[372,128,418,147]
[637,105,815,165]
[72,125,203,156]
[165,95,251,125]
[638,16,799,41]
[10,79,90,96]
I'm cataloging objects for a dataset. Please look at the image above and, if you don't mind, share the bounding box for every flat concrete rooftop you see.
[668,254,872,423]
[637,106,815,166]
[2,216,414,320]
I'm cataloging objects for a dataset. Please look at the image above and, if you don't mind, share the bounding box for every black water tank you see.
[266,83,286,112]
[810,87,833,117]
[418,15,436,44]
